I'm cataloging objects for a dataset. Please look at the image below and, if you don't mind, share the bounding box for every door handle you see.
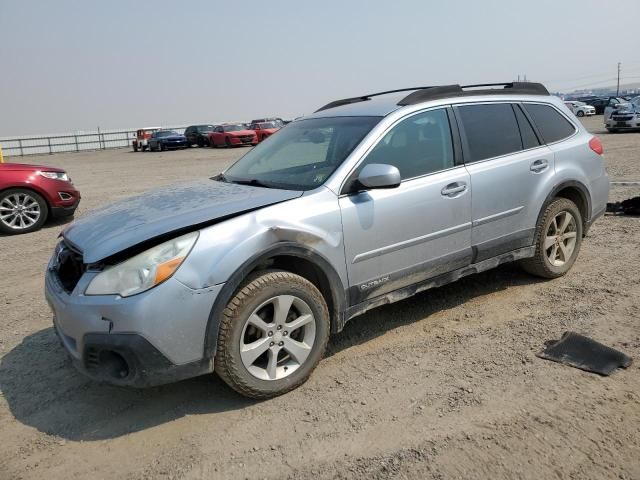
[441,182,467,197]
[530,159,549,173]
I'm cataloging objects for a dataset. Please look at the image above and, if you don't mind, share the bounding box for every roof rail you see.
[315,82,550,112]
[314,86,433,112]
[397,82,549,106]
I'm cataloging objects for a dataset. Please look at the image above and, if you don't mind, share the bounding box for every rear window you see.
[523,103,576,144]
[456,103,522,163]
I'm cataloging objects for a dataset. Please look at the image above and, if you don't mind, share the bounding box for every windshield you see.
[259,122,278,129]
[223,125,244,132]
[197,125,215,132]
[573,101,586,106]
[157,130,179,137]
[223,116,381,190]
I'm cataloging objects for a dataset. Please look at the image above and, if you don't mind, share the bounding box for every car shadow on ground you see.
[0,263,542,442]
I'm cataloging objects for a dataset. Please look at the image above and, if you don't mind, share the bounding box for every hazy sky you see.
[1,0,639,136]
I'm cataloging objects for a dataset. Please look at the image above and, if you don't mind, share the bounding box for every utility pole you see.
[616,62,622,96]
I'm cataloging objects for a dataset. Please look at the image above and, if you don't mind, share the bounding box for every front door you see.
[339,107,473,306]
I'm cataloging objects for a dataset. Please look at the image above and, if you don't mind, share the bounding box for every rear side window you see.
[522,103,576,144]
[514,105,540,149]
[456,103,522,163]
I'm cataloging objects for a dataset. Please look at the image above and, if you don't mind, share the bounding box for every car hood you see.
[159,135,186,140]
[228,130,255,136]
[0,162,65,172]
[63,179,303,263]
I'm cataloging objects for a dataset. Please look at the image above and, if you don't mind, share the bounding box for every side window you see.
[456,103,522,163]
[358,108,454,180]
[523,103,576,144]
[514,105,540,149]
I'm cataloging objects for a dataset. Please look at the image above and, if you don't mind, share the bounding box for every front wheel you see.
[225,137,232,148]
[215,270,330,399]
[521,198,583,279]
[577,110,585,117]
[0,188,49,234]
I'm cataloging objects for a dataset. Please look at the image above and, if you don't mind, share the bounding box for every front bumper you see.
[45,266,222,387]
[606,117,640,130]
[50,197,80,219]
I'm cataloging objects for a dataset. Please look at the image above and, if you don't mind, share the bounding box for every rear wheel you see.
[215,270,330,399]
[0,188,48,235]
[133,143,138,152]
[197,137,204,148]
[521,198,583,279]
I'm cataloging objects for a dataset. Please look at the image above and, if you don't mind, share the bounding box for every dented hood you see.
[63,179,303,263]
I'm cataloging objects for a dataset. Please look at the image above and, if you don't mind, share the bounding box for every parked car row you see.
[132,118,286,152]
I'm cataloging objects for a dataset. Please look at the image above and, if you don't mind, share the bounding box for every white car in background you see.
[565,101,596,117]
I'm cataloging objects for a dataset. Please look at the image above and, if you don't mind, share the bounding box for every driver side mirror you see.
[357,164,401,190]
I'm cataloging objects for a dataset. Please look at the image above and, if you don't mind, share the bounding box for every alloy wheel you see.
[544,211,577,267]
[0,192,41,231]
[240,295,316,381]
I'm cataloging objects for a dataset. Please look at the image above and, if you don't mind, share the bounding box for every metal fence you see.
[0,127,186,157]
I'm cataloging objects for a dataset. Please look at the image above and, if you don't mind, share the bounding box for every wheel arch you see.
[536,180,591,237]
[203,242,347,358]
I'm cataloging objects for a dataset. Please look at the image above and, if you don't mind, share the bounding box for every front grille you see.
[53,241,85,293]
[613,116,632,121]
[240,135,254,142]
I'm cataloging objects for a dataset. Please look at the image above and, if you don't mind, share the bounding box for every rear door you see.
[455,102,554,261]
[339,107,472,305]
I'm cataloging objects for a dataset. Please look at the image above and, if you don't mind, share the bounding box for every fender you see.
[202,242,347,358]
[535,180,591,236]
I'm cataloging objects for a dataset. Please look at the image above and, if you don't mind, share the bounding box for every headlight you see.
[85,231,199,297]
[39,171,69,182]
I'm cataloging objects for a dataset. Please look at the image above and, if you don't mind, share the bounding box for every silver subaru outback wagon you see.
[45,82,609,398]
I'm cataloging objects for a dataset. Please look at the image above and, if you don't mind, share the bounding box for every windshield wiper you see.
[229,178,275,189]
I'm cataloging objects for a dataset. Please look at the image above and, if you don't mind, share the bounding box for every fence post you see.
[18,139,23,156]
[0,144,3,163]
[48,137,52,154]
[75,134,79,152]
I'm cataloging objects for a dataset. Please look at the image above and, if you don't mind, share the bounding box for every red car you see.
[250,121,281,142]
[0,163,81,234]
[208,124,258,148]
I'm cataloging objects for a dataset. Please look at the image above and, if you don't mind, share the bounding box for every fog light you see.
[58,192,73,201]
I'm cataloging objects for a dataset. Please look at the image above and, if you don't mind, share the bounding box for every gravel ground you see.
[0,116,638,479]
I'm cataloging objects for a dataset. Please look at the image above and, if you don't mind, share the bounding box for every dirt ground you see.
[0,116,639,479]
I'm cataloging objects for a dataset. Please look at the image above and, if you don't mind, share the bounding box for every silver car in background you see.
[605,96,640,132]
[45,82,609,398]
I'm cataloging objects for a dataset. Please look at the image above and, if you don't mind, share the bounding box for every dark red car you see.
[0,163,80,234]
[250,121,281,142]
[208,124,258,147]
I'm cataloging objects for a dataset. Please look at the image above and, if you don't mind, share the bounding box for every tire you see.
[159,142,165,152]
[521,198,583,279]
[197,137,204,148]
[0,188,49,235]
[133,143,138,152]
[225,137,232,148]
[577,110,584,117]
[215,270,330,399]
